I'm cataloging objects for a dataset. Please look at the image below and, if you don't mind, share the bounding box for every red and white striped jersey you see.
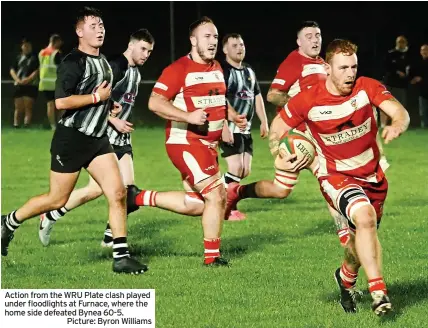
[152,55,227,144]
[280,77,394,182]
[270,50,327,103]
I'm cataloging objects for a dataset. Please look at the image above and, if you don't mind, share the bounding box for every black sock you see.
[103,223,113,243]
[240,182,258,199]
[46,207,69,221]
[113,237,130,260]
[224,172,241,185]
[5,210,21,232]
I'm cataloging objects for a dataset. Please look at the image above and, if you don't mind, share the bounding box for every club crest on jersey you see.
[350,98,358,110]
[236,90,254,100]
[123,92,136,104]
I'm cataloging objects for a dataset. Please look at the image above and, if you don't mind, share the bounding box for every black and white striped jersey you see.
[221,61,261,134]
[55,48,113,138]
[107,54,141,146]
[11,53,39,85]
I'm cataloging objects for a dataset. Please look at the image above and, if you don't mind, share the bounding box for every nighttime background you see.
[1,1,427,126]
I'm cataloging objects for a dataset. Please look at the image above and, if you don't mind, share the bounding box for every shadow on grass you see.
[322,277,428,321]
[87,218,182,263]
[378,278,428,322]
[130,231,286,262]
[87,216,286,265]
[236,197,297,212]
[301,217,336,237]
[221,232,286,259]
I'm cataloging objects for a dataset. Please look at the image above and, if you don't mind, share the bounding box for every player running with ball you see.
[270,39,409,315]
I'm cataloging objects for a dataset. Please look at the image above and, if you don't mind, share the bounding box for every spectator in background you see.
[39,34,63,130]
[410,44,428,128]
[381,35,411,127]
[9,39,39,128]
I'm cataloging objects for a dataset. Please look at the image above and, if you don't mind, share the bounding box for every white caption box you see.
[0,289,155,327]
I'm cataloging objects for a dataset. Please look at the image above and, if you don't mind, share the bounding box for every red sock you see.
[368,277,387,294]
[204,238,221,264]
[135,190,157,206]
[337,228,351,247]
[340,263,358,289]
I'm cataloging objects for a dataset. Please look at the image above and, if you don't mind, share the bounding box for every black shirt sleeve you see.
[246,64,261,96]
[221,61,230,86]
[254,76,261,96]
[29,54,39,73]
[11,56,19,71]
[55,56,85,99]
[54,52,62,66]
[109,55,128,87]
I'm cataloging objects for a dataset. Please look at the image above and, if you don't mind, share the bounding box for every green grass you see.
[2,127,428,327]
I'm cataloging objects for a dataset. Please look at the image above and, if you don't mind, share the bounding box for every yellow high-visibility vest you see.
[39,46,59,91]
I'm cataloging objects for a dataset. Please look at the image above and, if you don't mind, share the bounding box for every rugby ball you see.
[279,129,315,166]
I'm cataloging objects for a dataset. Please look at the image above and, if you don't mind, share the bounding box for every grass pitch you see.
[2,127,428,327]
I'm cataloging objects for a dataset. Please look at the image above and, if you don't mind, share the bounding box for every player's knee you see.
[107,185,127,205]
[352,204,377,229]
[188,202,205,216]
[276,187,292,199]
[201,178,226,208]
[269,183,292,199]
[205,185,226,202]
[273,170,298,198]
[50,196,69,210]
[242,167,251,179]
[208,187,226,209]
[116,186,127,203]
[228,164,244,178]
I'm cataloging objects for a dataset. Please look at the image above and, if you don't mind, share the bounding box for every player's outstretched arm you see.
[378,98,410,144]
[267,88,290,107]
[148,92,206,125]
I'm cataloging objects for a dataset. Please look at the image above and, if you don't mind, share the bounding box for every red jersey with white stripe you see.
[152,55,227,144]
[271,50,327,106]
[280,77,394,182]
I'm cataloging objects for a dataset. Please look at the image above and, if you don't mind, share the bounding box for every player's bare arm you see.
[255,94,269,138]
[9,69,21,84]
[20,69,39,85]
[378,98,410,144]
[148,91,207,125]
[221,121,234,144]
[267,88,290,107]
[269,115,291,156]
[108,116,134,133]
[56,80,111,110]
[227,101,247,130]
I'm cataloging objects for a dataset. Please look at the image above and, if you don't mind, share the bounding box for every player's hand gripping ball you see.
[279,129,315,168]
